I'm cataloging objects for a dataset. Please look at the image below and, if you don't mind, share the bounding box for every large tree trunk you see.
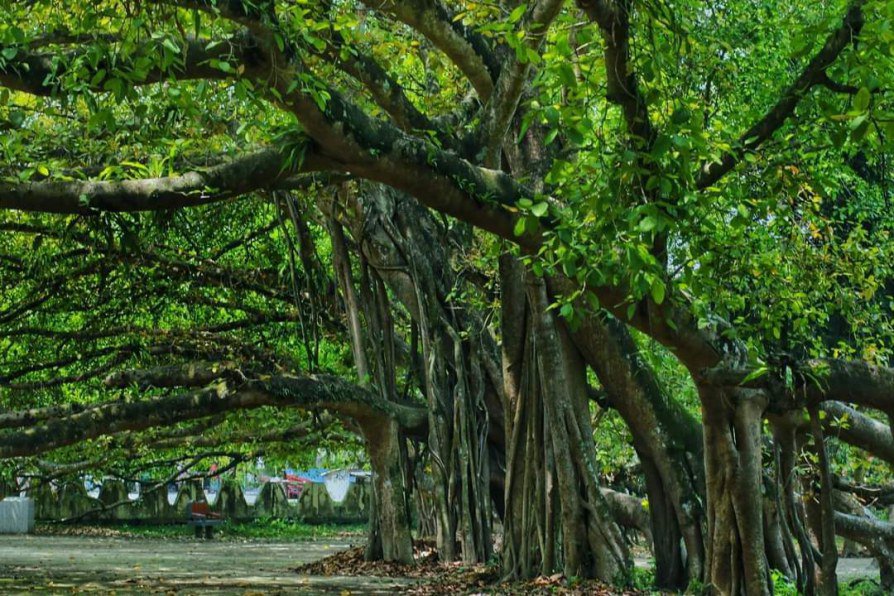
[501,258,629,581]
[330,206,415,564]
[562,307,706,589]
[362,417,414,564]
[700,387,770,596]
[771,416,817,593]
[340,184,497,564]
[762,490,795,581]
[806,406,839,596]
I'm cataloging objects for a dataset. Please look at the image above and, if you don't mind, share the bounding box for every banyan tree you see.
[2,1,894,594]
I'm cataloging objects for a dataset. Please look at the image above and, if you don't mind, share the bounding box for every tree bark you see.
[808,406,839,595]
[700,387,770,596]
[329,211,415,564]
[501,258,629,581]
[340,184,497,563]
[363,417,414,564]
[563,308,706,589]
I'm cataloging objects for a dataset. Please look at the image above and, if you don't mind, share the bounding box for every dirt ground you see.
[0,535,881,594]
[0,535,415,594]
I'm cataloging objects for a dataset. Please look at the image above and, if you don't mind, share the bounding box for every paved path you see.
[836,556,881,582]
[632,556,880,583]
[0,535,415,594]
[0,536,880,593]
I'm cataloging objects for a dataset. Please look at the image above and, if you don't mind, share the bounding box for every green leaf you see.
[90,69,107,87]
[638,216,658,232]
[508,4,527,23]
[560,303,574,319]
[850,116,870,142]
[650,279,666,304]
[163,38,180,55]
[854,87,871,112]
[556,33,572,57]
[557,63,576,87]
[565,126,584,145]
[741,367,768,384]
[525,47,541,64]
[651,135,672,158]
[670,108,690,125]
[530,202,548,217]
[517,112,534,141]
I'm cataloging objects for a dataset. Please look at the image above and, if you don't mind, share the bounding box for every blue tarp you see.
[284,468,327,483]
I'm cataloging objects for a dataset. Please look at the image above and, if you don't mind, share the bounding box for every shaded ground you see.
[0,535,881,594]
[0,535,415,594]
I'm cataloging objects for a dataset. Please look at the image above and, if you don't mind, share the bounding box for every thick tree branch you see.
[359,0,498,100]
[103,360,246,390]
[833,508,894,580]
[578,0,654,144]
[700,358,894,413]
[275,85,530,243]
[834,511,894,543]
[0,373,427,458]
[477,0,565,162]
[805,359,894,413]
[0,35,265,97]
[833,477,894,507]
[0,341,251,389]
[821,402,894,465]
[0,148,327,214]
[696,0,866,190]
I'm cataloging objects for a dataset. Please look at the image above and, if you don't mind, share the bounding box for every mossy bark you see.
[501,261,629,581]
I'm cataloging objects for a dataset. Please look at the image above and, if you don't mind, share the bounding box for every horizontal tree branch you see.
[806,359,894,414]
[103,360,246,390]
[0,373,427,458]
[833,476,894,507]
[0,35,263,97]
[821,402,894,465]
[700,358,894,414]
[0,148,329,214]
[834,510,894,543]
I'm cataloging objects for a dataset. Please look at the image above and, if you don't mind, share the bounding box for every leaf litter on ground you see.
[294,541,652,595]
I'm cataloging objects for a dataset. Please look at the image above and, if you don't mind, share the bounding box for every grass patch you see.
[771,570,886,596]
[37,519,366,541]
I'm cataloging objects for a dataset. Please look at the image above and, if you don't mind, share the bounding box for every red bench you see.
[185,501,223,538]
